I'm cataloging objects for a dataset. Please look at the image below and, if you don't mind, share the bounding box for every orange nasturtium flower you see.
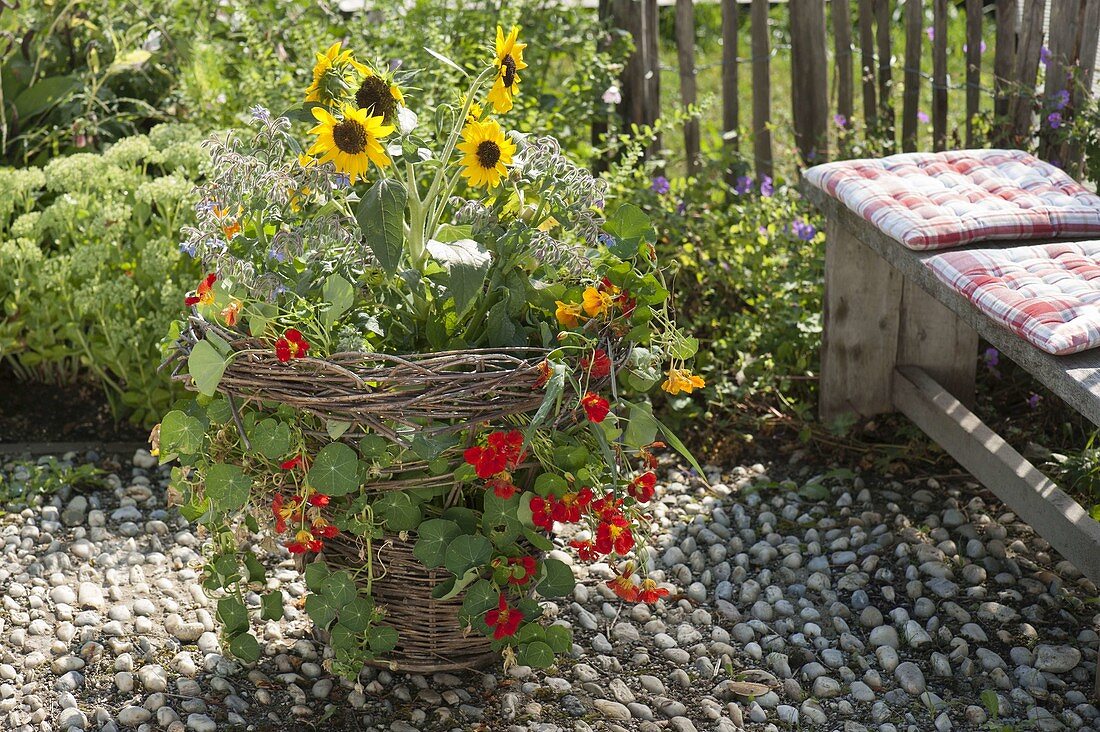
[220,298,242,326]
[184,273,217,307]
[581,286,614,317]
[555,300,584,328]
[638,578,670,604]
[661,368,705,396]
[607,564,639,602]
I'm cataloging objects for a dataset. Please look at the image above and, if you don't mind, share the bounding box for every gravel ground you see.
[0,448,1098,732]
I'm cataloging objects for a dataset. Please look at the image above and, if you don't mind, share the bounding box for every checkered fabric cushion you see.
[804,149,1100,250]
[926,241,1100,355]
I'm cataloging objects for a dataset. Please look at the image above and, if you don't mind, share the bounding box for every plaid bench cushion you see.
[804,149,1100,250]
[926,242,1100,355]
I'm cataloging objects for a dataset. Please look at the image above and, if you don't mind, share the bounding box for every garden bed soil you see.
[0,367,148,444]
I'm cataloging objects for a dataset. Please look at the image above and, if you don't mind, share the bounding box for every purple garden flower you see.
[925,26,934,41]
[651,176,671,195]
[1040,46,1052,67]
[791,220,817,241]
[1053,89,1070,110]
[676,200,687,215]
[1048,112,1063,130]
[179,240,197,258]
[982,347,999,369]
[1027,393,1042,409]
[760,175,774,197]
[735,175,753,195]
[917,110,930,124]
[833,114,847,129]
[962,41,987,54]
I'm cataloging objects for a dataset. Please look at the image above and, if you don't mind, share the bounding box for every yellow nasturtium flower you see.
[581,286,614,317]
[555,300,584,328]
[487,25,527,113]
[661,368,705,395]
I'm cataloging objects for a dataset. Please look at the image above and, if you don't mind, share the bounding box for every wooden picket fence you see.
[603,0,1100,178]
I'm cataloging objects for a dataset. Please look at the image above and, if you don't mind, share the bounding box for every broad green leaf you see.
[413,519,464,568]
[368,625,399,653]
[261,592,284,621]
[160,410,204,456]
[460,579,498,619]
[523,527,554,552]
[322,572,358,608]
[545,624,572,653]
[305,594,339,629]
[188,339,228,397]
[217,596,249,635]
[537,557,575,598]
[13,75,79,119]
[426,238,491,316]
[444,534,492,577]
[357,178,407,276]
[373,492,422,531]
[623,400,659,449]
[341,597,375,632]
[799,482,829,501]
[205,464,251,511]
[604,203,653,241]
[308,443,360,496]
[321,274,354,328]
[248,419,291,460]
[443,506,480,534]
[329,623,355,649]
[517,640,554,669]
[533,473,568,497]
[228,632,261,663]
[528,361,566,431]
[326,420,351,440]
[482,490,522,546]
[244,553,265,584]
[359,435,389,459]
[304,561,330,592]
[1091,504,1100,521]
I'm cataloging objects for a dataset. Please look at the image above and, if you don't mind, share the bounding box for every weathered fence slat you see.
[993,0,1017,146]
[932,0,948,151]
[1010,0,1047,146]
[644,0,661,157]
[751,0,773,178]
[876,0,895,152]
[858,0,878,134]
[832,0,854,131]
[1040,0,1078,160]
[791,0,828,165]
[902,0,923,152]
[721,0,740,162]
[965,0,982,147]
[675,0,700,174]
[591,0,612,172]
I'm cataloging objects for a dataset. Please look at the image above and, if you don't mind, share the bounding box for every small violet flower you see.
[650,175,670,195]
[1054,89,1071,110]
[791,220,817,241]
[1040,46,1052,67]
[1048,112,1063,130]
[982,347,999,369]
[1026,393,1042,409]
[602,85,622,105]
[760,175,774,197]
[833,113,847,129]
[735,175,753,195]
[962,40,987,54]
[917,110,930,124]
[925,26,934,41]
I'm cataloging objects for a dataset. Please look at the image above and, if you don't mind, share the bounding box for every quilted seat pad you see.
[805,149,1100,250]
[926,241,1100,355]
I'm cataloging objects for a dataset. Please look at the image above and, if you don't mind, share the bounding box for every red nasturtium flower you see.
[485,476,518,499]
[627,471,657,503]
[275,329,310,362]
[552,487,593,523]
[595,515,635,556]
[485,593,523,639]
[591,492,624,521]
[570,540,599,561]
[530,496,555,531]
[607,564,639,602]
[307,491,330,507]
[464,430,524,479]
[185,273,217,307]
[580,392,610,423]
[638,578,670,604]
[533,360,553,389]
[286,528,322,554]
[581,349,611,379]
[281,456,305,470]
[272,493,303,533]
[506,556,537,586]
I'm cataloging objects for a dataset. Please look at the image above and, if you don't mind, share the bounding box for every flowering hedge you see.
[155,29,702,676]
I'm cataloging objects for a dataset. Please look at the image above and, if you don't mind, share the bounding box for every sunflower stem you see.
[424,66,495,209]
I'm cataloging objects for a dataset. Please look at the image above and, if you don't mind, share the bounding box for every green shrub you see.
[0,123,205,426]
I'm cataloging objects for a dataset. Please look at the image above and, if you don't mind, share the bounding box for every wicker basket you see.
[308,534,499,672]
[168,315,553,671]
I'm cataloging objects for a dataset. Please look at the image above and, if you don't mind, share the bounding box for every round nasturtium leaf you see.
[307,442,360,496]
[413,519,463,568]
[444,534,492,577]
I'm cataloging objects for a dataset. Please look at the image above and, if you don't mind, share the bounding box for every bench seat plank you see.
[805,183,1100,428]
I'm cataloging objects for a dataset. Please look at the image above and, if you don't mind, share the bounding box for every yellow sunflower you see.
[304,42,369,105]
[307,104,394,184]
[354,69,405,124]
[457,118,515,188]
[486,25,527,114]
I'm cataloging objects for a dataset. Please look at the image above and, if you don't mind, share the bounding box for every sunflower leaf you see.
[426,238,490,317]
[424,47,469,77]
[357,178,407,276]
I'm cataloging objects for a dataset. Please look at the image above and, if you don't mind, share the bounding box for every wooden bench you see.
[803,182,1100,698]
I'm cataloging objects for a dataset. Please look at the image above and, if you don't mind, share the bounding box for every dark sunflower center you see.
[500,55,517,88]
[332,119,368,154]
[476,140,502,169]
[355,75,397,121]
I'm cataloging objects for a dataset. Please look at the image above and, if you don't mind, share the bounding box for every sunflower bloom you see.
[555,300,584,328]
[582,286,613,317]
[661,368,705,395]
[487,26,528,113]
[308,104,393,183]
[354,68,404,124]
[457,119,515,188]
[304,42,369,105]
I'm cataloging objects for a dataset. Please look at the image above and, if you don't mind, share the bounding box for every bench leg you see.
[820,218,979,422]
[820,218,904,421]
[896,279,979,406]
